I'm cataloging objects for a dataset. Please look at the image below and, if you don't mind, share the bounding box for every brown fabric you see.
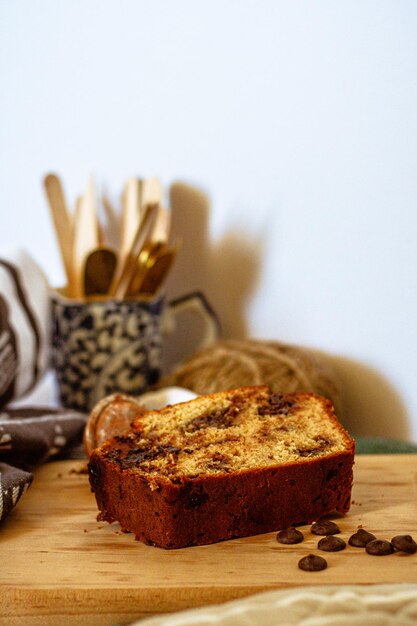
[0,462,33,523]
[0,406,87,470]
[0,294,18,406]
[0,406,86,522]
[0,249,50,409]
[0,259,41,386]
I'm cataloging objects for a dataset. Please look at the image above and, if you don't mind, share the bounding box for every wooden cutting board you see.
[1,454,416,626]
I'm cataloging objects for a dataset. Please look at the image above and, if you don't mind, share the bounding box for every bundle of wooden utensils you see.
[44,174,178,300]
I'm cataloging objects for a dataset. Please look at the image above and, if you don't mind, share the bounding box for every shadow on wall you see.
[329,354,410,440]
[163,181,261,370]
[163,181,411,440]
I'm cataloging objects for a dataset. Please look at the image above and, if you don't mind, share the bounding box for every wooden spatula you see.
[141,177,162,207]
[119,178,142,265]
[43,173,74,288]
[102,193,120,250]
[72,177,99,298]
[141,178,170,243]
[151,205,171,243]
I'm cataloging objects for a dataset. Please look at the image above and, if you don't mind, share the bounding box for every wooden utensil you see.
[119,178,142,264]
[141,177,162,207]
[151,205,171,243]
[140,178,170,243]
[102,193,120,250]
[83,247,117,296]
[72,177,100,298]
[43,173,74,287]
[108,203,158,299]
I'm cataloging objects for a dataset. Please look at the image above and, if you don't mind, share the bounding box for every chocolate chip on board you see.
[348,528,376,547]
[365,539,394,556]
[318,535,347,552]
[298,554,328,572]
[276,527,304,544]
[391,535,417,554]
[311,520,341,536]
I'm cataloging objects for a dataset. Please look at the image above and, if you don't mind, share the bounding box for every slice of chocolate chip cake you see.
[88,385,355,548]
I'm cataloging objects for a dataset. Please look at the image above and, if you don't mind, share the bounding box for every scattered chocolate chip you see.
[348,529,376,547]
[276,527,304,544]
[365,539,394,556]
[311,520,341,536]
[391,535,417,554]
[318,536,346,552]
[298,554,327,571]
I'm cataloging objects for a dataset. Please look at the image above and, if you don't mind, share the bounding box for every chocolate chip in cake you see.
[298,554,327,571]
[297,447,324,457]
[311,520,341,536]
[185,407,235,431]
[258,393,298,417]
[117,444,182,470]
[365,539,394,556]
[318,535,346,552]
[206,453,231,471]
[348,528,376,547]
[276,527,304,544]
[391,535,417,554]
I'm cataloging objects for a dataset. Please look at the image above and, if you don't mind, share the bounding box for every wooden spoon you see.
[84,247,117,296]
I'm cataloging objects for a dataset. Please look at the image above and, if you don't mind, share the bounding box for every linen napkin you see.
[0,248,87,522]
[0,405,86,522]
[0,248,50,407]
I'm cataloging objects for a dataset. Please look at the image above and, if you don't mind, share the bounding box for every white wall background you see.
[1,1,416,440]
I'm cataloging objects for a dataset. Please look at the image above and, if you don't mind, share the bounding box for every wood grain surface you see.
[1,455,416,625]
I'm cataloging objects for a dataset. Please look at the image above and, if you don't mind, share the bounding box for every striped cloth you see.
[0,406,86,522]
[0,248,50,407]
[0,248,87,521]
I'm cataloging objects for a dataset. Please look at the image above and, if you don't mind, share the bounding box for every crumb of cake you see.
[69,465,89,475]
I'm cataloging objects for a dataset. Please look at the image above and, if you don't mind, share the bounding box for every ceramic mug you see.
[51,290,220,413]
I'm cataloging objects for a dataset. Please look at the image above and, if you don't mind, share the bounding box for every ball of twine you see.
[158,339,343,417]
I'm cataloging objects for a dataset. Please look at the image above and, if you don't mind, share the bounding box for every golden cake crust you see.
[88,386,355,548]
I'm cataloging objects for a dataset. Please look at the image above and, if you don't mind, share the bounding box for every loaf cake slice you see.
[88,385,355,549]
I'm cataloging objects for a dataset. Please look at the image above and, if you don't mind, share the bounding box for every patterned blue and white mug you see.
[51,291,220,413]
